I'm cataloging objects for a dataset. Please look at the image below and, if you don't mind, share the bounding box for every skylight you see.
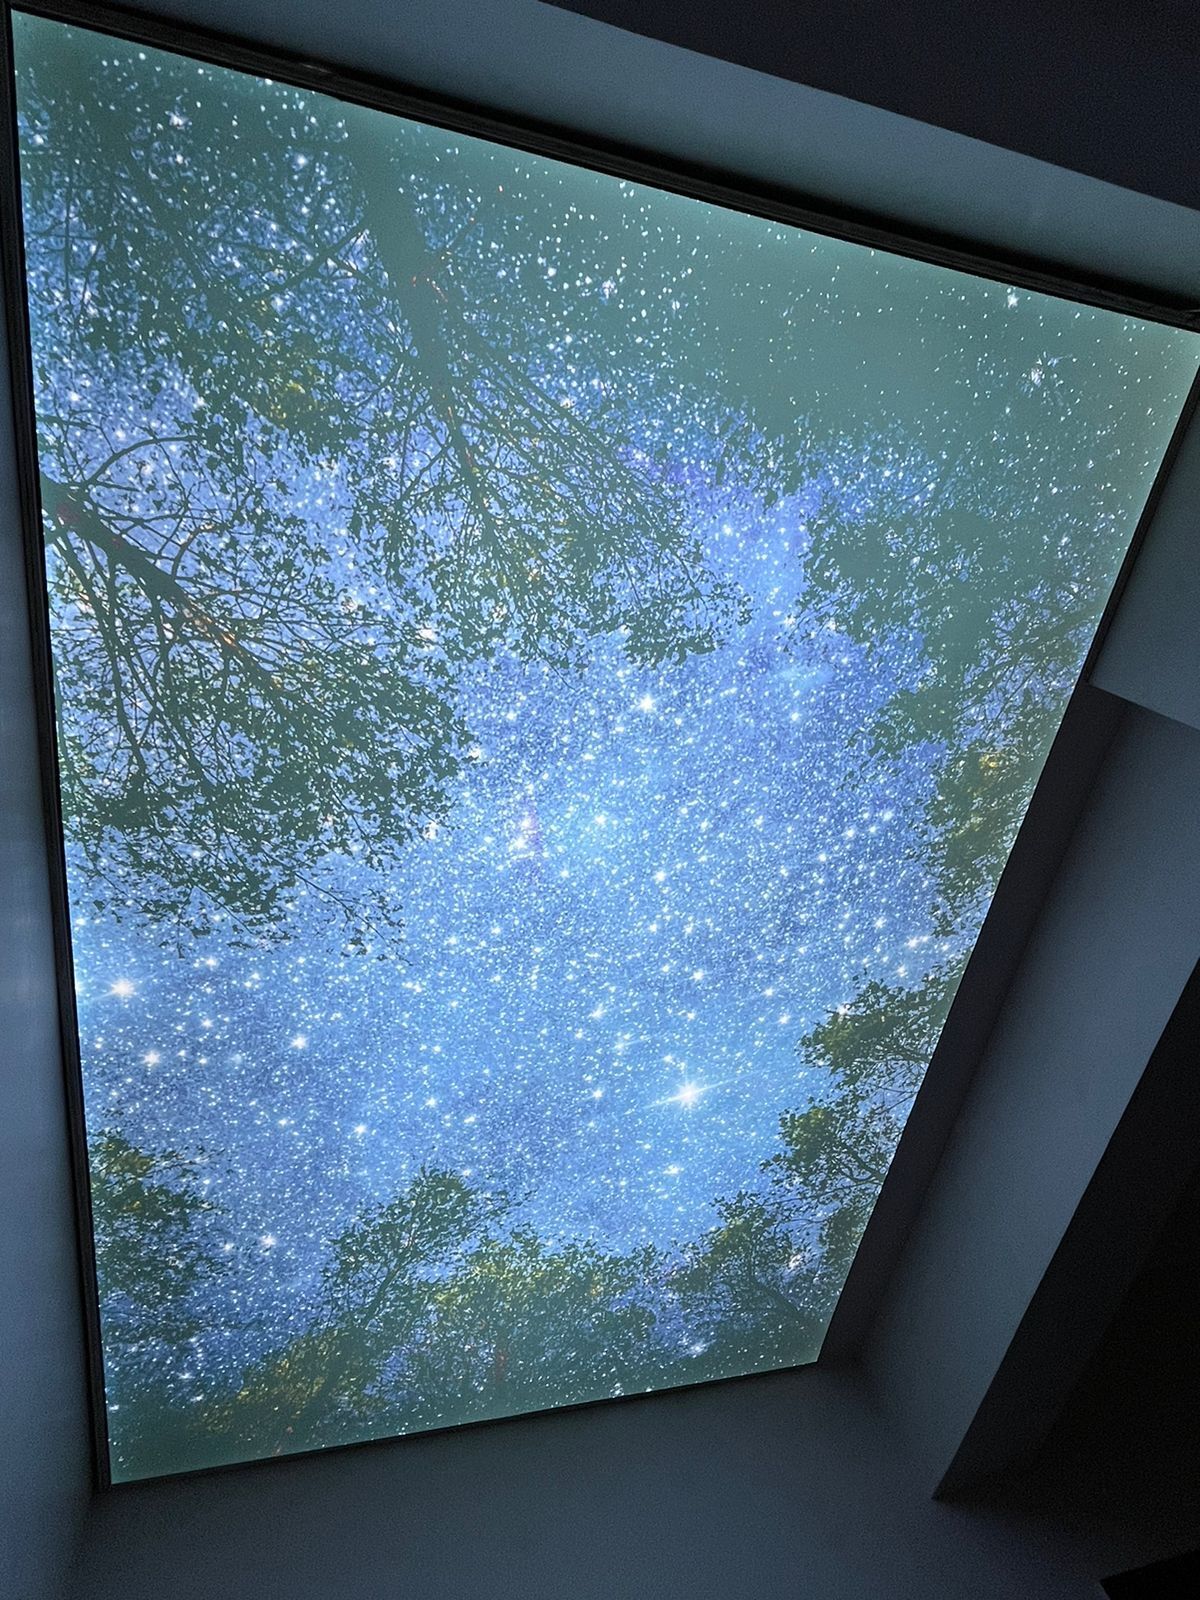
[10,9,1199,1482]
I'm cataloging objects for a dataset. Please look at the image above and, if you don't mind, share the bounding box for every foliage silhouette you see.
[195,1173,681,1464]
[766,969,961,1289]
[216,1167,500,1457]
[404,1227,667,1425]
[673,1190,824,1376]
[20,31,746,947]
[89,1131,229,1478]
[102,1159,826,1472]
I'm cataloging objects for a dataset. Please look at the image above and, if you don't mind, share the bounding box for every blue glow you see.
[14,12,1199,1479]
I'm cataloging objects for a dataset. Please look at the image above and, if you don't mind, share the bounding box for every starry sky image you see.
[73,487,937,1300]
[13,11,1200,1478]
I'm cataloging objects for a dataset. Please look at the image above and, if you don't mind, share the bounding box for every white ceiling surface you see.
[132,0,1200,301]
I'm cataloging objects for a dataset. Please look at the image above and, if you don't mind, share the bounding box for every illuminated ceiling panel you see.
[9,7,1198,1481]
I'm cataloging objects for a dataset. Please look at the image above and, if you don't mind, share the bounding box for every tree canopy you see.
[21,32,747,947]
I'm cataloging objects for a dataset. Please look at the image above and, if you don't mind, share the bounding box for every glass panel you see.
[12,9,1199,1481]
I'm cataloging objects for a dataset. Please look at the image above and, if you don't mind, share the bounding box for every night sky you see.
[70,481,942,1348]
[16,13,1200,1398]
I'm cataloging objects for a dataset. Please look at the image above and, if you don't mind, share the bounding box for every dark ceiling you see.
[542,1,1200,210]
